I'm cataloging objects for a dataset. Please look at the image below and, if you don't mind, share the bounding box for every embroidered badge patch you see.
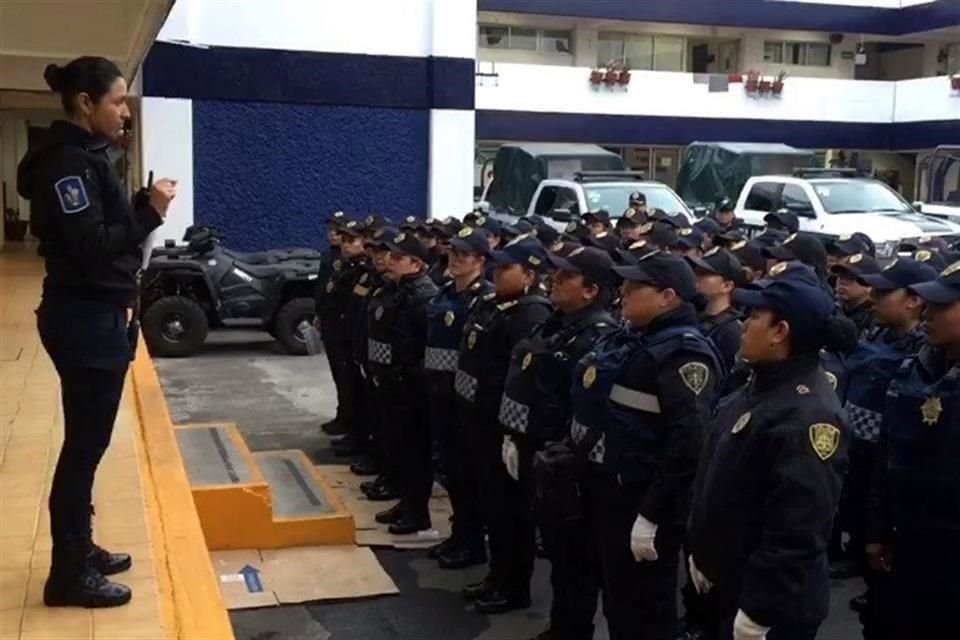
[444,310,455,327]
[921,396,942,426]
[809,423,840,461]
[522,352,533,370]
[54,176,89,214]
[582,365,597,389]
[679,362,710,395]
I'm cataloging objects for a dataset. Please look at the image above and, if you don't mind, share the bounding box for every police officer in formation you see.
[20,57,176,608]
[366,232,439,533]
[424,227,493,569]
[572,252,722,639]
[456,236,553,613]
[864,260,960,638]
[504,246,619,640]
[315,204,959,640]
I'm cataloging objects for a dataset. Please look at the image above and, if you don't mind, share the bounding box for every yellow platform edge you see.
[130,340,235,640]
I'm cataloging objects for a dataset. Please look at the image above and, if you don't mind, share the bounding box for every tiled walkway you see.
[0,247,164,640]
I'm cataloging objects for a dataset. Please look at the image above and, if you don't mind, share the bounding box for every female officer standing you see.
[687,262,854,640]
[17,57,176,608]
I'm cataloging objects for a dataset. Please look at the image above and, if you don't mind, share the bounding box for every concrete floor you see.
[155,330,864,640]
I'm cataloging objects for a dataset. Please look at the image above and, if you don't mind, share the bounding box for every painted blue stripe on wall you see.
[192,100,429,251]
[478,0,959,36]
[476,110,960,151]
[143,42,474,110]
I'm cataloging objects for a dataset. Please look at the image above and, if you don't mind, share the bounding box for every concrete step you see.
[175,423,353,549]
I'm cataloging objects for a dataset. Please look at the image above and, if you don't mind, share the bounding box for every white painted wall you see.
[893,75,960,122]
[159,0,479,59]
[429,110,475,218]
[140,97,194,246]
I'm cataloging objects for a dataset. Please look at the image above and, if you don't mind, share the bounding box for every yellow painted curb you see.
[130,340,235,640]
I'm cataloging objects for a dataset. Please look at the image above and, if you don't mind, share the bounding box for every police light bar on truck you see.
[573,171,647,183]
[791,168,868,179]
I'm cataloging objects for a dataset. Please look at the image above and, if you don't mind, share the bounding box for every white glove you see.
[733,609,770,640]
[501,436,519,481]
[688,555,713,594]
[629,514,658,562]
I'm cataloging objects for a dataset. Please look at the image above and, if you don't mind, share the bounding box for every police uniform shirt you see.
[688,355,848,629]
[500,304,618,443]
[424,276,493,374]
[698,307,742,373]
[321,253,369,342]
[314,246,343,314]
[843,299,875,338]
[366,272,438,375]
[17,120,163,307]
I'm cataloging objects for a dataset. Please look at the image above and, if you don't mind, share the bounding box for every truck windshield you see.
[811,180,913,214]
[584,185,689,217]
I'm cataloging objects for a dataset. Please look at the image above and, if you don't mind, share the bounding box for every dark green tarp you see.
[676,142,816,209]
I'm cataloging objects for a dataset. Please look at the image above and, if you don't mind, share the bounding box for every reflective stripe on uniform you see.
[368,339,392,365]
[455,369,478,402]
[571,418,605,464]
[424,346,458,372]
[609,384,661,414]
[498,395,529,433]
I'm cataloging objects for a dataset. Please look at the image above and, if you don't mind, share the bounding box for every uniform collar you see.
[50,120,111,153]
[640,303,698,335]
[752,351,820,394]
[561,301,605,328]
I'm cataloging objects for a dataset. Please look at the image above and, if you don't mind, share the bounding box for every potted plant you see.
[745,69,760,93]
[952,74,960,91]
[3,208,27,242]
[758,76,773,94]
[603,69,619,86]
[590,68,604,85]
[617,67,631,86]
[728,72,743,83]
[772,70,787,95]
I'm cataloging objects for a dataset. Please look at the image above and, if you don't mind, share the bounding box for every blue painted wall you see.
[192,100,428,251]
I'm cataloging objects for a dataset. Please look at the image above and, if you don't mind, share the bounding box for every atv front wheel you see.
[142,296,209,357]
[273,297,316,355]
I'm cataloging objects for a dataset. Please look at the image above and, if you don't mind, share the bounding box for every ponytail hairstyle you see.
[44,57,122,115]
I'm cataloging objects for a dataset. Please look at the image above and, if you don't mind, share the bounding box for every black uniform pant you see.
[37,299,131,577]
[888,526,960,637]
[837,437,875,568]
[486,438,536,601]
[542,520,599,640]
[381,373,432,520]
[587,471,681,640]
[338,345,368,446]
[426,374,470,541]
[695,588,820,640]
[319,317,348,424]
[453,401,487,552]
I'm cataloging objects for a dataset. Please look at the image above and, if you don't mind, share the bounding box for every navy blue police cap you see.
[674,227,705,250]
[547,246,619,289]
[488,236,549,270]
[582,209,612,226]
[381,230,429,262]
[733,261,835,343]
[764,209,800,234]
[448,227,491,256]
[912,248,947,270]
[829,232,875,258]
[730,238,766,273]
[857,257,939,292]
[366,226,400,248]
[613,251,698,301]
[694,217,723,237]
[763,232,828,274]
[687,246,747,287]
[716,198,734,212]
[908,260,960,304]
[830,253,881,279]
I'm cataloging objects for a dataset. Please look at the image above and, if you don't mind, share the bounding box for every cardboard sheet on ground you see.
[210,545,398,610]
[316,464,453,549]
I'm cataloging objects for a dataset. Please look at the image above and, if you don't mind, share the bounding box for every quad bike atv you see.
[140,228,322,357]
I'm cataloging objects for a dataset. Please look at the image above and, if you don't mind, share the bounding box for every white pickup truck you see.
[735,169,960,259]
[490,172,697,231]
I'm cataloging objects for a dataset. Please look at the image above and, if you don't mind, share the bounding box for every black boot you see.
[45,543,131,608]
[87,507,131,576]
[375,503,405,525]
[349,456,380,476]
[321,417,347,435]
[332,436,363,458]
[427,536,459,560]
[474,589,531,614]
[388,514,431,536]
[437,545,487,570]
[462,575,495,602]
[87,544,131,576]
[365,482,402,501]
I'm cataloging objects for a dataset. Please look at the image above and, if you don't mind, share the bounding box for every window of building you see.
[597,32,684,71]
[946,42,960,75]
[763,41,832,67]
[478,25,574,55]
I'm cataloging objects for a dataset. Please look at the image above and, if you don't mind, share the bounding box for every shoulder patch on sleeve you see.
[54,176,90,214]
[809,423,840,461]
[679,361,710,395]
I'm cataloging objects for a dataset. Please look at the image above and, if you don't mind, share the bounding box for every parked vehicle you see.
[677,141,816,211]
[735,168,960,259]
[140,228,321,357]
